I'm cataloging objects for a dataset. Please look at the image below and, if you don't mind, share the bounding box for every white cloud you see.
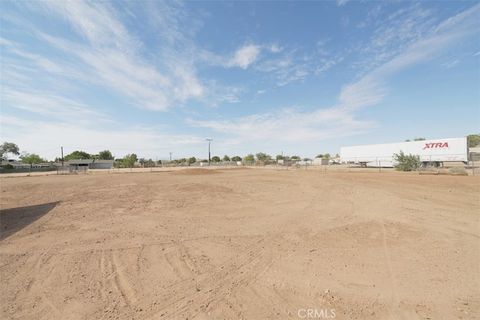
[228,44,261,69]
[338,76,386,110]
[442,59,460,69]
[315,55,344,75]
[339,3,480,111]
[256,53,310,87]
[336,0,349,7]
[3,1,206,111]
[43,1,136,50]
[0,115,205,160]
[187,106,375,157]
[189,3,480,151]
[269,44,282,53]
[200,81,243,106]
[2,87,111,125]
[353,3,437,74]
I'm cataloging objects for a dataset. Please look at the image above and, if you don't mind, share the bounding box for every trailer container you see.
[340,137,468,167]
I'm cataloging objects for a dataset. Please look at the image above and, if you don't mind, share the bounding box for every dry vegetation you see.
[1,168,479,319]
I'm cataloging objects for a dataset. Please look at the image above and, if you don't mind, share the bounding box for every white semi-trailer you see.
[340,137,468,167]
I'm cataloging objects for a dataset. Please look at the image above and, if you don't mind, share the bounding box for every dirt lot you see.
[1,168,479,320]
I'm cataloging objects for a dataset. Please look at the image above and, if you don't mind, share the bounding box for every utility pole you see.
[169,152,172,162]
[206,138,212,165]
[61,146,64,167]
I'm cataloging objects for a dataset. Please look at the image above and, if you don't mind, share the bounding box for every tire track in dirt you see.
[380,221,410,320]
[99,249,107,301]
[21,243,61,316]
[96,249,138,320]
[150,240,271,318]
[111,250,137,307]
[146,192,323,319]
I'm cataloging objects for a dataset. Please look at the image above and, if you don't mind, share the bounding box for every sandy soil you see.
[1,168,479,320]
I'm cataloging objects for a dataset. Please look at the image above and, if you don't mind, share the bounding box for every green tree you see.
[64,151,91,161]
[0,142,20,160]
[323,153,331,159]
[276,154,284,160]
[315,154,323,158]
[139,158,146,167]
[122,154,137,168]
[244,154,254,162]
[20,153,44,168]
[188,157,197,165]
[393,151,421,171]
[413,137,426,141]
[114,159,123,168]
[291,155,300,161]
[98,150,114,160]
[231,156,242,162]
[467,134,480,148]
[223,155,230,162]
[255,152,271,161]
[145,159,155,167]
[211,156,221,162]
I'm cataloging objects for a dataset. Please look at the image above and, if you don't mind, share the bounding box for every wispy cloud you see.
[255,50,311,86]
[228,44,261,69]
[0,115,205,160]
[442,59,460,69]
[1,1,478,158]
[1,1,213,111]
[2,87,111,125]
[189,107,374,147]
[189,3,480,150]
[340,3,480,111]
[353,3,437,74]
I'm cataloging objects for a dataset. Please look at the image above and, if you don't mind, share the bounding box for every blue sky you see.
[1,1,479,160]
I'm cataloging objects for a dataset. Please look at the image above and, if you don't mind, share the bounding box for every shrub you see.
[393,151,421,171]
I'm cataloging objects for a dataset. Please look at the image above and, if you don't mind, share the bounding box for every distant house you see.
[1,160,51,169]
[1,160,30,169]
[64,159,114,169]
[313,158,329,165]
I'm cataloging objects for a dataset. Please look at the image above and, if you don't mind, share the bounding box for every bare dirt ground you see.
[1,168,479,320]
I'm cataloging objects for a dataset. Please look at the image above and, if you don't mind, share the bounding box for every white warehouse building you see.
[340,137,468,167]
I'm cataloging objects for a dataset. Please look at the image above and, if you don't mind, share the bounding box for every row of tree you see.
[0,142,340,169]
[55,150,114,161]
[3,134,479,169]
[0,142,45,168]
